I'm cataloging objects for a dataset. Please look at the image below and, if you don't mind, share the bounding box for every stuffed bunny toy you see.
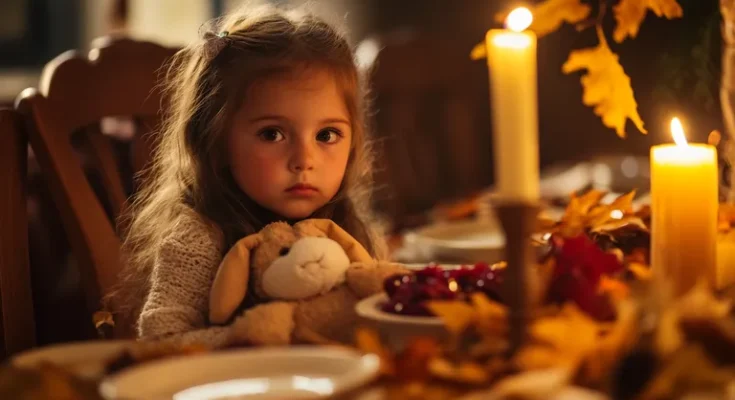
[209,219,408,346]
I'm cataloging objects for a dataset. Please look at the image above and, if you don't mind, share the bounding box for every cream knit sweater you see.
[137,208,233,348]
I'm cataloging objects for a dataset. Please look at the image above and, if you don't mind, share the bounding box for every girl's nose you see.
[288,139,315,172]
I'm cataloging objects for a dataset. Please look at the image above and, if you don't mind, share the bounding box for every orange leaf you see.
[562,28,647,137]
[354,328,396,376]
[613,0,683,43]
[426,300,476,334]
[587,190,637,227]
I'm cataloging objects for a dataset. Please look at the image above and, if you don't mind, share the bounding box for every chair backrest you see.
[0,109,36,358]
[15,36,178,327]
[370,35,494,229]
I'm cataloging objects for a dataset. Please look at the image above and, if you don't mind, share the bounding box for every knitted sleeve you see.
[137,209,231,347]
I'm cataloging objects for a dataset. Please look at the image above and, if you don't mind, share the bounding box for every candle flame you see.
[671,117,688,146]
[505,7,533,32]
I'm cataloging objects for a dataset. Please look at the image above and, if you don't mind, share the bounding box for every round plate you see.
[99,347,380,400]
[355,293,446,351]
[11,340,132,378]
[355,293,442,326]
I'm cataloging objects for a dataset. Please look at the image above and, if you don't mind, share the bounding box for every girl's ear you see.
[209,232,262,324]
[297,219,372,263]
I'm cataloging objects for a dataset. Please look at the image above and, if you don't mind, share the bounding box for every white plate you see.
[356,293,442,326]
[404,220,505,264]
[99,346,380,400]
[11,340,132,378]
[355,293,446,351]
[404,263,463,270]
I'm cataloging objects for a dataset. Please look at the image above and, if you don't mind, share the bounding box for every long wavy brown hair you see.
[108,2,385,331]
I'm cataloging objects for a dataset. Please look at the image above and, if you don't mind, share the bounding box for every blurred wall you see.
[127,0,213,46]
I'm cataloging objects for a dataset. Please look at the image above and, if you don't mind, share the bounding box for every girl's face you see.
[227,67,352,220]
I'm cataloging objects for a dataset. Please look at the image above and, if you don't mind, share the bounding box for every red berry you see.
[383,273,411,297]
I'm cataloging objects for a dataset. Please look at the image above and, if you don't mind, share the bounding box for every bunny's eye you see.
[279,247,290,256]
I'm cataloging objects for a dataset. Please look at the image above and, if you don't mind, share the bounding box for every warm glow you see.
[671,117,688,146]
[505,7,533,32]
[610,209,624,220]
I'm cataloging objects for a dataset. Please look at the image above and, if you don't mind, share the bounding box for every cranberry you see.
[380,264,506,317]
[383,273,411,297]
[415,265,446,284]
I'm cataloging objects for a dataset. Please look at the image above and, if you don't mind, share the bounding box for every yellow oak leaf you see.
[562,28,647,137]
[471,0,591,60]
[613,0,683,43]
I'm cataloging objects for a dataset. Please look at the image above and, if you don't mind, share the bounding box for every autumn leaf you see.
[613,0,683,43]
[470,0,591,60]
[562,28,647,137]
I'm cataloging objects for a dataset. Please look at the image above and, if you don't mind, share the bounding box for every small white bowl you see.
[11,340,132,378]
[99,346,379,400]
[355,293,447,350]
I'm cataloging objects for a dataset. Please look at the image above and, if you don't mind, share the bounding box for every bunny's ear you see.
[300,219,373,263]
[209,232,262,324]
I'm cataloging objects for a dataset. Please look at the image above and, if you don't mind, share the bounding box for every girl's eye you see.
[316,128,342,144]
[258,128,285,142]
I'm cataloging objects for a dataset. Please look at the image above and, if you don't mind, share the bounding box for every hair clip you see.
[202,29,230,61]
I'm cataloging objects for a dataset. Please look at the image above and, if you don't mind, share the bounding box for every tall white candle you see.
[651,118,718,295]
[486,8,540,201]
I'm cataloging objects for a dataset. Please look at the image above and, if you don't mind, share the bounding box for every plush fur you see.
[209,219,408,345]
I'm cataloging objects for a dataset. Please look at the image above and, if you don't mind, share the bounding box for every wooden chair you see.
[15,36,178,338]
[0,109,36,358]
[370,35,494,230]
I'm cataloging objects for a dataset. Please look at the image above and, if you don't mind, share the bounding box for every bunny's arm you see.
[345,261,411,299]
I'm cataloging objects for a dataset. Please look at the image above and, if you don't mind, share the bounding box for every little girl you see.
[111,2,386,346]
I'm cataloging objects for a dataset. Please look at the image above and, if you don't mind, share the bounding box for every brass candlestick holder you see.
[493,199,539,355]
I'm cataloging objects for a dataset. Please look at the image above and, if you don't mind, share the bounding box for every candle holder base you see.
[492,198,540,356]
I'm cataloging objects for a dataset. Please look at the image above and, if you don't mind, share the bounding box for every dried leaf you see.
[675,279,732,320]
[556,190,607,236]
[471,0,591,60]
[396,337,442,382]
[598,276,630,302]
[470,42,487,61]
[565,190,640,233]
[428,358,491,384]
[354,328,395,376]
[628,262,653,281]
[490,367,574,398]
[531,303,599,353]
[426,301,477,335]
[470,292,506,319]
[562,28,647,137]
[587,190,636,226]
[613,0,683,43]
[469,293,509,336]
[638,346,735,399]
[469,337,509,358]
[583,300,639,383]
[590,216,648,234]
[566,190,607,218]
[514,346,571,370]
